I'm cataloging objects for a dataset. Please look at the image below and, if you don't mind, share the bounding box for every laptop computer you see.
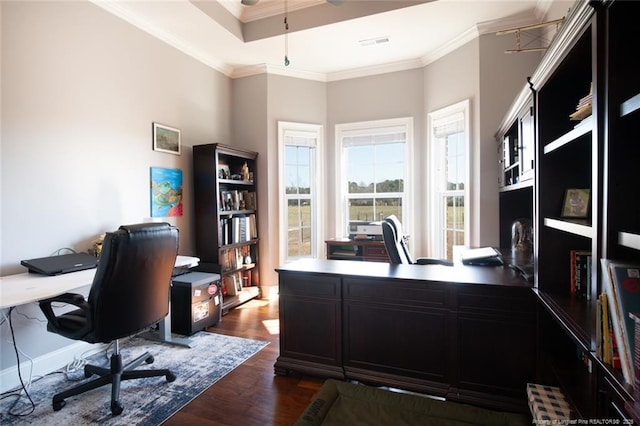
[21,253,98,276]
[460,247,504,266]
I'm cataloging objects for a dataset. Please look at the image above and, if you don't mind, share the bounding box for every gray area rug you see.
[0,331,268,425]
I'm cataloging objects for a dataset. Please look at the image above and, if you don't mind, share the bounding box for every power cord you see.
[51,248,76,255]
[2,307,36,417]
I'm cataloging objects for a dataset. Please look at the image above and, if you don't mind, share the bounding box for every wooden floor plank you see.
[164,298,323,426]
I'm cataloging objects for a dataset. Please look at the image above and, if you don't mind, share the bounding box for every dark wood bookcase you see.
[193,143,260,314]
[526,0,640,420]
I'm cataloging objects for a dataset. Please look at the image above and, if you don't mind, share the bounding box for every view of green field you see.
[287,201,464,260]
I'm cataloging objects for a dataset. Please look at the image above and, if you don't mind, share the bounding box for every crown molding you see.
[420,25,479,67]
[325,57,424,82]
[230,63,328,81]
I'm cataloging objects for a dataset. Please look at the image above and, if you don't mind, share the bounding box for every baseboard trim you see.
[0,341,103,394]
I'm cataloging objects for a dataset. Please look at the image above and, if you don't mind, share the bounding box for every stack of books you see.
[570,83,593,122]
[600,259,640,385]
[527,383,572,422]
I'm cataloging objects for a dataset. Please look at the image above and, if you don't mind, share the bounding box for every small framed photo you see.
[561,188,590,218]
[153,122,181,155]
[218,164,230,180]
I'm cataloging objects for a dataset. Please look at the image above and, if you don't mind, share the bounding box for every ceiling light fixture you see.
[358,36,390,47]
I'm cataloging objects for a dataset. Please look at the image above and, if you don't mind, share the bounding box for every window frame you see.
[427,99,471,259]
[278,121,324,264]
[334,117,414,239]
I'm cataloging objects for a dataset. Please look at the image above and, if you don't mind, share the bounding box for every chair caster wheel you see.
[111,401,123,415]
[145,355,154,364]
[53,398,66,411]
[166,372,176,382]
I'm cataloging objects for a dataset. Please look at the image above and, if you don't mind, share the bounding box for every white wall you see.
[0,0,232,387]
[231,74,327,288]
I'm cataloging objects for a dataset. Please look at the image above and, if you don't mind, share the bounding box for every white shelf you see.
[621,93,640,117]
[543,116,593,155]
[618,232,640,251]
[544,218,593,239]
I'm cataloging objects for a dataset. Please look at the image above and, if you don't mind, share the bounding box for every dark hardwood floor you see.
[164,298,324,426]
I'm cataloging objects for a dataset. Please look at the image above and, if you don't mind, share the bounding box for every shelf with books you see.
[193,143,261,313]
[599,259,640,387]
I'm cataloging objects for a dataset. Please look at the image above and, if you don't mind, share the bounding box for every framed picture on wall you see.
[153,122,181,155]
[150,167,183,217]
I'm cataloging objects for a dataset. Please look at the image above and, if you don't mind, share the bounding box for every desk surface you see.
[276,258,531,288]
[0,255,199,309]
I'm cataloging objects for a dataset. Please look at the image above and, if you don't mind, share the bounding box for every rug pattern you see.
[0,331,268,425]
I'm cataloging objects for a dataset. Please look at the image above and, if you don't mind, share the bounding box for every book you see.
[601,259,640,385]
[569,250,591,296]
[600,292,612,364]
[631,312,640,393]
[570,250,591,300]
[597,295,602,359]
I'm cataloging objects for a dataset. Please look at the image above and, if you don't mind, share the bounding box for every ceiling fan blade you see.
[326,0,344,4]
[241,0,259,5]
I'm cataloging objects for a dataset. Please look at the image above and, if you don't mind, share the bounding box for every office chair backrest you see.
[382,215,413,264]
[88,222,179,342]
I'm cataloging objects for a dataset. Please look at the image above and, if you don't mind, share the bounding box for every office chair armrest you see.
[416,257,454,266]
[39,293,90,329]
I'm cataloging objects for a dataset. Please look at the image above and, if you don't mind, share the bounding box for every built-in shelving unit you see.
[525,0,640,420]
[496,92,536,250]
[193,144,260,314]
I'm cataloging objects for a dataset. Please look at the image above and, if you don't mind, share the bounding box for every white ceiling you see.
[91,0,571,82]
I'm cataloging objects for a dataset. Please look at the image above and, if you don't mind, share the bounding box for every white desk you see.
[0,255,199,310]
[0,255,200,347]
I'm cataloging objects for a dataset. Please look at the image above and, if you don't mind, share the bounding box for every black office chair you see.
[382,215,453,266]
[39,222,179,415]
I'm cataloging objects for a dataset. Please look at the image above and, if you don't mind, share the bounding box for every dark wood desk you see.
[275,259,534,414]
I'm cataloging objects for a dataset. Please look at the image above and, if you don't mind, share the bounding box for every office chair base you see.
[51,350,176,415]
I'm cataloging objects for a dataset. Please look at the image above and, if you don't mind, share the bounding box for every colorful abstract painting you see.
[151,167,183,217]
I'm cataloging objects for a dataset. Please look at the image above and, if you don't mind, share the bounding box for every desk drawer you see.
[279,272,341,298]
[456,285,534,316]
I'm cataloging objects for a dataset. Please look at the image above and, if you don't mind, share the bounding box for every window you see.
[278,122,322,262]
[428,100,470,260]
[336,118,413,237]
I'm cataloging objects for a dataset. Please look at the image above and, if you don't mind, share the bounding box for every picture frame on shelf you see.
[218,164,230,180]
[152,122,181,155]
[561,188,590,218]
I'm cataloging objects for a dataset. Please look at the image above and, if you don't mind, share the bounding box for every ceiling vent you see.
[358,36,390,47]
